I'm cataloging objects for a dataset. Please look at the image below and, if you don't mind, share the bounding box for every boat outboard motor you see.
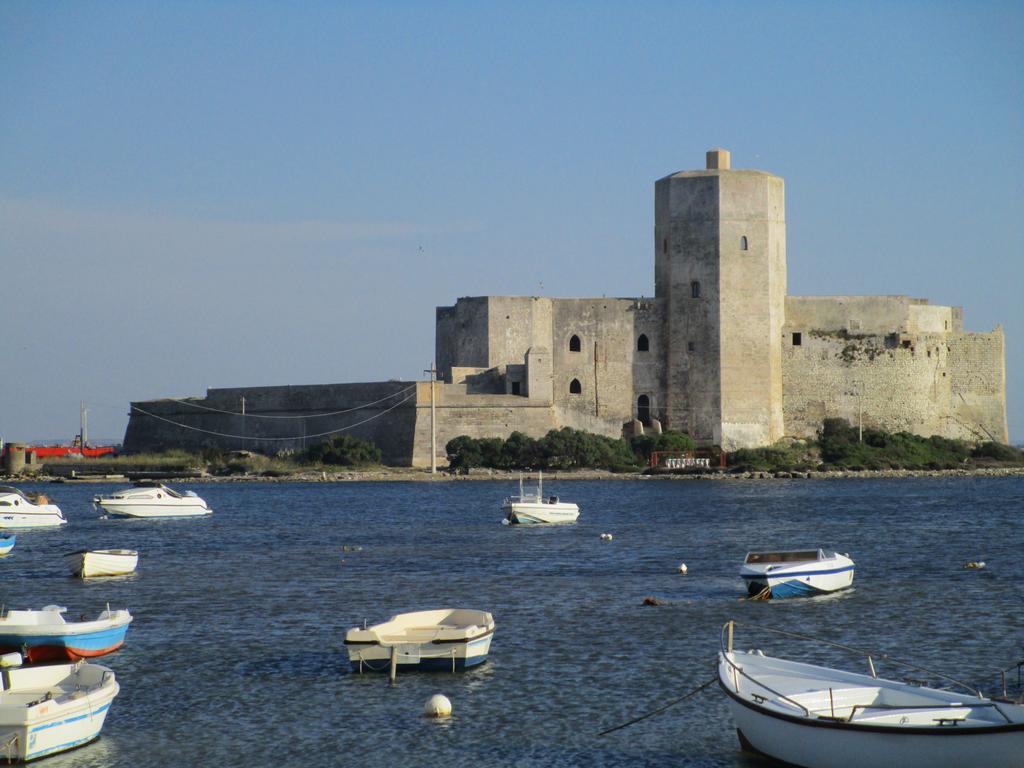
[549,496,558,504]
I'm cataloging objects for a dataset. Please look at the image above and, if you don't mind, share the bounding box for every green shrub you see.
[305,435,381,467]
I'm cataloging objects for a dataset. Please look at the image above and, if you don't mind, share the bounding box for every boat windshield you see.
[745,550,821,564]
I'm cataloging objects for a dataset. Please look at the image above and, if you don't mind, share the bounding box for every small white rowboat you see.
[717,620,1024,768]
[65,549,139,578]
[0,655,119,762]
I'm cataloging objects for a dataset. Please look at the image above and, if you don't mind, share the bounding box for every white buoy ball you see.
[424,694,452,718]
[677,562,688,574]
[600,533,613,541]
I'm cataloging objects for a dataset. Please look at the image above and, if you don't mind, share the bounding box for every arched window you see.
[569,378,582,394]
[637,394,650,426]
[740,235,748,251]
[691,280,701,299]
[569,334,581,352]
[637,334,649,352]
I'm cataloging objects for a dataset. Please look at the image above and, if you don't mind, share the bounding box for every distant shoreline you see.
[5,465,1023,484]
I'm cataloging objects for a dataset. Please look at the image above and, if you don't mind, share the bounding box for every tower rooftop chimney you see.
[706,148,731,170]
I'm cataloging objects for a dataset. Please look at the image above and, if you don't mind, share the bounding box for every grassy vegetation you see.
[445,428,697,472]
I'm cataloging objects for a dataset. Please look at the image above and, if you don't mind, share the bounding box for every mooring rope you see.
[129,390,416,441]
[167,384,418,419]
[598,674,718,736]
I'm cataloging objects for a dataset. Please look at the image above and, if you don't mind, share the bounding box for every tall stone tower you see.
[654,149,786,449]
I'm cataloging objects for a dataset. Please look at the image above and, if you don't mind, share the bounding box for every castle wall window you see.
[792,332,802,346]
[569,378,582,394]
[637,334,649,352]
[691,281,701,298]
[569,335,581,352]
[662,238,667,254]
[741,235,748,251]
[637,394,650,426]
[511,381,521,395]
[687,341,696,353]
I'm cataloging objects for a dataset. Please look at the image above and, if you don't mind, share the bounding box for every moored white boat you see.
[740,548,854,598]
[502,473,579,525]
[717,620,1024,768]
[0,655,119,762]
[344,608,495,673]
[0,488,66,530]
[0,606,133,663]
[93,482,211,518]
[0,535,13,556]
[65,549,139,578]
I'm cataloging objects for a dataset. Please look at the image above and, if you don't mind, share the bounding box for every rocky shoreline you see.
[5,465,1023,484]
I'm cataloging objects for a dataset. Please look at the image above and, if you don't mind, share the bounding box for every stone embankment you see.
[3,466,1023,484]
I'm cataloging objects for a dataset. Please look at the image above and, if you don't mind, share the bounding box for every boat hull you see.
[503,502,580,525]
[97,501,210,518]
[0,663,118,762]
[724,691,1024,768]
[0,611,132,663]
[347,633,494,673]
[741,559,854,599]
[65,551,138,578]
[0,508,66,530]
[0,535,13,555]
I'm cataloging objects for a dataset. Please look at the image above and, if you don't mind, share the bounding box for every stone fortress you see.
[124,149,1008,464]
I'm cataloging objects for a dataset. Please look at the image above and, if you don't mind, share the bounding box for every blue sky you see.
[1,1,1022,443]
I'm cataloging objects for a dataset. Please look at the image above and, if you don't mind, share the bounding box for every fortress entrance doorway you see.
[637,394,651,426]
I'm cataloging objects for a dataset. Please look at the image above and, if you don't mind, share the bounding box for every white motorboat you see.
[0,487,67,529]
[0,654,119,762]
[344,608,495,673]
[740,548,854,598]
[717,620,1024,768]
[93,482,211,518]
[502,472,579,525]
[65,549,139,578]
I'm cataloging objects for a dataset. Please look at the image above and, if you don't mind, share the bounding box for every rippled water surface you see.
[2,477,1023,767]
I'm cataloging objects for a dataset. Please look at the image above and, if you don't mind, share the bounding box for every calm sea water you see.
[2,477,1022,767]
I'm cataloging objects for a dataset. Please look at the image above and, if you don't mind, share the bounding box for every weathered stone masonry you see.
[124,149,1008,462]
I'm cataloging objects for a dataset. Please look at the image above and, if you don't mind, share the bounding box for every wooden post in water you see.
[389,646,398,683]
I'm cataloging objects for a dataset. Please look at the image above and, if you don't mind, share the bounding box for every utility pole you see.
[423,364,437,474]
[241,396,246,444]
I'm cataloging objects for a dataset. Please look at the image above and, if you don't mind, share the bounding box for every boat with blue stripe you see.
[0,534,13,556]
[740,549,855,599]
[0,655,119,762]
[0,605,133,663]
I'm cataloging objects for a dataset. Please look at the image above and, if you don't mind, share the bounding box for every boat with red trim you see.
[717,620,1024,768]
[0,605,132,663]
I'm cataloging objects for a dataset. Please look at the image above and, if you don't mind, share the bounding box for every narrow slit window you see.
[637,334,649,352]
[687,341,696,353]
[740,235,748,251]
[569,335,581,352]
[792,332,802,346]
[569,378,582,394]
[691,281,701,298]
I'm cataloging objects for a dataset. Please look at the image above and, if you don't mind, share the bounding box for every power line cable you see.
[129,390,416,441]
[164,384,417,419]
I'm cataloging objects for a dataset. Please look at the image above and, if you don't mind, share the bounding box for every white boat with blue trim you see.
[0,606,133,664]
[502,473,579,525]
[0,535,13,556]
[344,609,495,673]
[740,549,854,599]
[718,620,1024,768]
[0,654,119,763]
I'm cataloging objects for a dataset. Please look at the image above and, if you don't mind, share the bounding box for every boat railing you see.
[841,701,1015,725]
[2,732,18,763]
[721,620,984,700]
